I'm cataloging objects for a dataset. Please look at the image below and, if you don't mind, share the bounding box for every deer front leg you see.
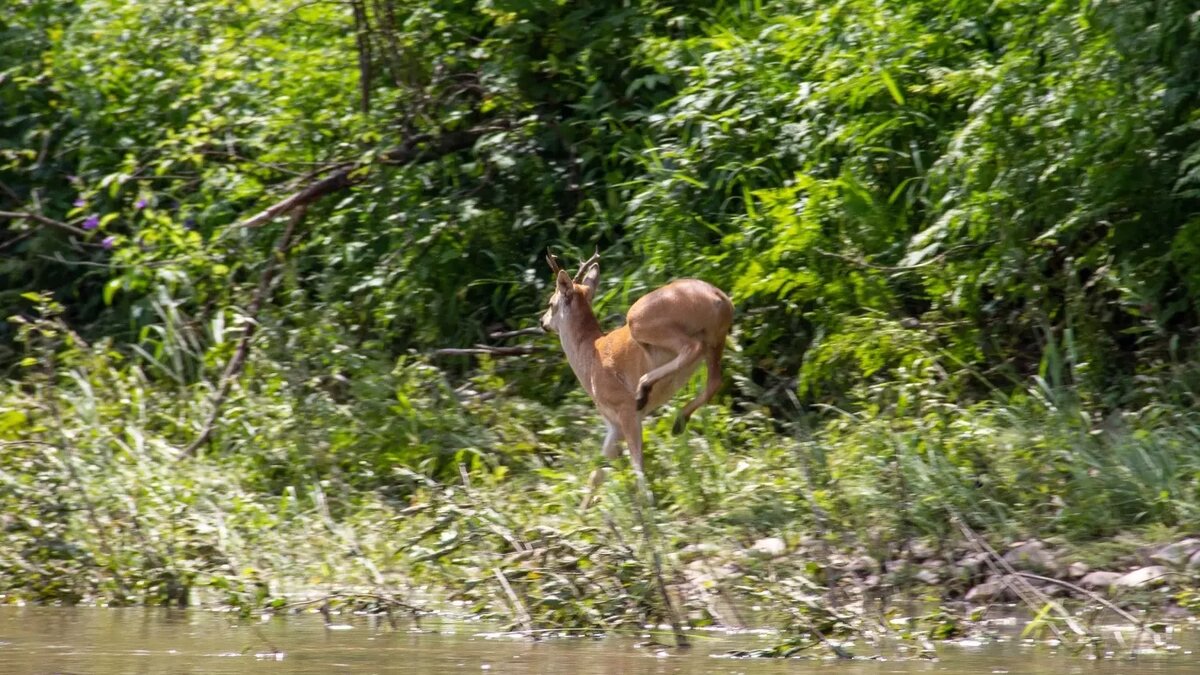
[582,420,622,510]
[614,406,645,475]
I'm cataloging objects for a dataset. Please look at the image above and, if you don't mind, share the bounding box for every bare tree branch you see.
[0,210,90,237]
[237,124,508,229]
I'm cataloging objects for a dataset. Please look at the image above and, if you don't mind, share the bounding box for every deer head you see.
[539,250,600,334]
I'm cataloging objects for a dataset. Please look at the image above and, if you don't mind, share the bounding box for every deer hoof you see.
[635,384,651,410]
[672,415,687,435]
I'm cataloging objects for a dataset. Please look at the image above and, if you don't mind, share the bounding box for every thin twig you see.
[627,473,690,648]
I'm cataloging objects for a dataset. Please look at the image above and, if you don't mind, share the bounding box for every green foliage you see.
[2,0,1200,632]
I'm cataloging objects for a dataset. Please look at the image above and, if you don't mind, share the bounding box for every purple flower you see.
[135,198,147,209]
[73,198,86,207]
[101,236,116,250]
[82,214,100,230]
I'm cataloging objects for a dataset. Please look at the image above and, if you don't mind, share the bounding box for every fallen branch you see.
[237,124,508,228]
[0,210,90,237]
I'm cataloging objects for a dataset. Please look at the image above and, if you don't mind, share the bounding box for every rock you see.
[683,560,740,588]
[830,554,875,573]
[1040,583,1069,598]
[915,568,940,585]
[748,537,786,559]
[1114,566,1171,588]
[909,540,937,560]
[1189,550,1200,570]
[965,579,1007,603]
[847,556,875,573]
[1067,561,1090,578]
[958,552,990,575]
[677,542,722,563]
[1078,571,1123,590]
[1002,540,1058,574]
[1149,539,1200,567]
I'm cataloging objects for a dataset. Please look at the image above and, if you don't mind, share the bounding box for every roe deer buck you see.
[539,251,734,478]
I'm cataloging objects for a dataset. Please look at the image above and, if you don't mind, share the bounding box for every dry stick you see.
[627,473,690,648]
[181,206,305,458]
[494,568,535,634]
[487,327,545,340]
[430,345,543,357]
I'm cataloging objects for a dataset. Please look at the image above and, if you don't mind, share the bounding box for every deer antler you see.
[546,249,563,274]
[573,248,601,283]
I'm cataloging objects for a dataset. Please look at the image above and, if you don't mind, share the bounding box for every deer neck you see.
[557,305,604,394]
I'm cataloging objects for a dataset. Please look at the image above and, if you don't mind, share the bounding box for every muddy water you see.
[0,606,1196,674]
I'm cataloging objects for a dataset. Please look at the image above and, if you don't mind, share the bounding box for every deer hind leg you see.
[634,337,704,411]
[672,340,726,435]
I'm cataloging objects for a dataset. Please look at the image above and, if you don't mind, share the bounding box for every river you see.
[0,606,1195,674]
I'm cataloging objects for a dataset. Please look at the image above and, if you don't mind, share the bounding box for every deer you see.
[539,250,734,496]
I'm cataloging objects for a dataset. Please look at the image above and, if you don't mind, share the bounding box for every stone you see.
[1078,571,1122,589]
[1002,540,1058,573]
[1067,561,1090,578]
[1149,539,1200,566]
[846,556,875,573]
[909,540,937,560]
[958,552,990,575]
[915,568,940,585]
[1114,566,1171,588]
[965,579,1007,603]
[1189,550,1200,570]
[678,542,722,563]
[748,537,787,559]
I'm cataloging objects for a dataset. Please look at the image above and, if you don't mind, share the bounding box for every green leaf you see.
[879,70,905,105]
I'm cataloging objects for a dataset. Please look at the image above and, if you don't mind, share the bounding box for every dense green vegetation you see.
[3,0,1200,637]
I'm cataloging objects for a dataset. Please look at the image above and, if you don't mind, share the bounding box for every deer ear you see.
[556,269,574,295]
[580,263,600,301]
